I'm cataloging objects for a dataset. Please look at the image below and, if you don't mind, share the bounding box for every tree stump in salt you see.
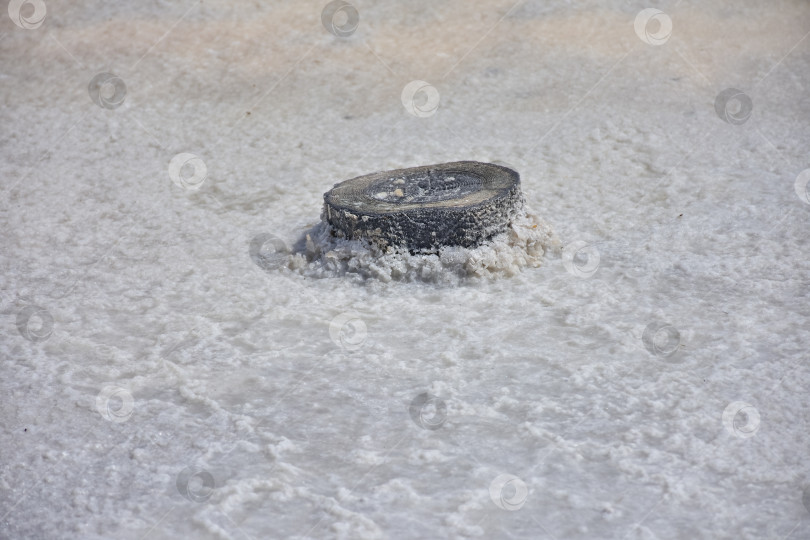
[322,161,524,253]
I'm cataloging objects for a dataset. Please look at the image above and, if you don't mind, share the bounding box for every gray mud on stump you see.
[323,161,524,253]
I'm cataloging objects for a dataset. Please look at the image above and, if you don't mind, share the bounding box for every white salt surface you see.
[2,1,810,539]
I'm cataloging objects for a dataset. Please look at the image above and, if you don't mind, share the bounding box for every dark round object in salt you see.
[322,161,523,252]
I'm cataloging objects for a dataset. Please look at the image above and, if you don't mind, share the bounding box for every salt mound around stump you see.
[287,209,560,283]
[259,161,561,283]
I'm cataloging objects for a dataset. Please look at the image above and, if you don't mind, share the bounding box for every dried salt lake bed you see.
[2,1,810,538]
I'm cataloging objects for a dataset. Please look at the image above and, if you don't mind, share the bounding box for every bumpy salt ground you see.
[2,1,810,539]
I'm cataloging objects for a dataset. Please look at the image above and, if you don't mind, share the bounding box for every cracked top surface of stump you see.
[322,161,524,252]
